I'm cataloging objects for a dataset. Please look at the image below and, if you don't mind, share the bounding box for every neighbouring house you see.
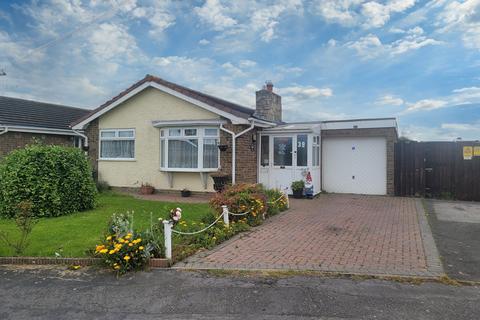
[0,96,90,158]
[72,75,398,195]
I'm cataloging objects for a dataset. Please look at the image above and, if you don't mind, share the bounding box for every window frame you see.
[160,127,220,172]
[99,128,136,161]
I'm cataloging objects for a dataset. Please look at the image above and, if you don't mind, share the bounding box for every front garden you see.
[0,192,212,257]
[0,144,289,274]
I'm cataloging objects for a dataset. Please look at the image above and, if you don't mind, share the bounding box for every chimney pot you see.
[265,80,273,92]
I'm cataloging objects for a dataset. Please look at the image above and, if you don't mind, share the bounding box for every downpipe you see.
[220,121,255,184]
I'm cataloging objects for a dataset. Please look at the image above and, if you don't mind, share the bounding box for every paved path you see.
[1,267,478,319]
[176,195,443,277]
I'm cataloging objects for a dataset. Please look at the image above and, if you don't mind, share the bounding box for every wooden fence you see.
[394,141,480,201]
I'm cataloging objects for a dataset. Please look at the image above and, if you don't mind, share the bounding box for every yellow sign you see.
[474,146,480,157]
[463,146,473,160]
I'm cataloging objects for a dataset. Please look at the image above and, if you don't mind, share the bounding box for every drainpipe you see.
[72,129,88,148]
[0,127,8,136]
[220,121,255,184]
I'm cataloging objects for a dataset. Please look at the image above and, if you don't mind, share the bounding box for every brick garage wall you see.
[0,131,74,158]
[219,124,258,184]
[321,127,398,195]
[84,119,99,175]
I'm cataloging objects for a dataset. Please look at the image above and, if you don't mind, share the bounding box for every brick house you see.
[72,75,397,195]
[0,96,90,158]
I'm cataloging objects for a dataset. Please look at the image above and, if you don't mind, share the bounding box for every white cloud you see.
[313,0,417,28]
[250,0,303,42]
[405,99,447,112]
[238,60,257,68]
[436,0,480,50]
[441,122,479,131]
[376,95,405,106]
[403,86,480,113]
[89,23,138,61]
[198,39,210,45]
[313,0,363,27]
[361,0,416,28]
[346,28,443,59]
[280,85,333,99]
[194,0,237,31]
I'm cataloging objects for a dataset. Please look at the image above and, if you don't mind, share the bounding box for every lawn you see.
[0,192,213,257]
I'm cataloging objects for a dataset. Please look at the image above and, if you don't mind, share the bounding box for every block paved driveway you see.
[175,194,443,277]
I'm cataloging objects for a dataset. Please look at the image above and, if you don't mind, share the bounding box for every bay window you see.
[160,127,219,171]
[100,129,135,160]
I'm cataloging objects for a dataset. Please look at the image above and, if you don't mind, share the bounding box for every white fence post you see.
[163,220,173,260]
[222,205,229,226]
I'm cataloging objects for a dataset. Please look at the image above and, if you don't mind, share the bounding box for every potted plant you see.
[139,182,155,195]
[291,180,305,199]
[181,188,191,197]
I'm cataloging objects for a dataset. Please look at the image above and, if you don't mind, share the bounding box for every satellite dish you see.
[0,69,6,76]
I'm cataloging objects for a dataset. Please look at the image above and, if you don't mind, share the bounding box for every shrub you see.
[263,188,288,216]
[210,184,267,226]
[0,144,97,218]
[95,232,149,274]
[95,213,150,274]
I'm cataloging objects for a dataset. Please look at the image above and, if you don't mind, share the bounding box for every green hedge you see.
[0,144,98,218]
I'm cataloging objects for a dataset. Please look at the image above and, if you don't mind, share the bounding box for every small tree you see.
[0,201,36,255]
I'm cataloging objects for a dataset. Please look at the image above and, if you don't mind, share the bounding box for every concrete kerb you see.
[415,199,445,276]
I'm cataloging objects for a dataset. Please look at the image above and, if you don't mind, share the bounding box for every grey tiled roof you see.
[0,96,90,131]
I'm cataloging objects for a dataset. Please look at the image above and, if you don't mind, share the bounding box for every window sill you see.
[159,168,219,173]
[99,158,137,162]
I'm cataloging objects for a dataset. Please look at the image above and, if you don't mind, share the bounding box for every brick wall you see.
[219,124,258,184]
[321,127,398,195]
[84,119,99,175]
[0,131,74,158]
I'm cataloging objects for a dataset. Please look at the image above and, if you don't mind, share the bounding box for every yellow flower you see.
[109,249,116,254]
[118,238,125,243]
[124,255,131,261]
[106,236,112,241]
[128,243,133,247]
[114,265,120,270]
[125,234,131,240]
[99,248,108,254]
[139,246,144,250]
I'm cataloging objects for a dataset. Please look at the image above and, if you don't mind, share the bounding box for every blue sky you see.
[0,0,479,140]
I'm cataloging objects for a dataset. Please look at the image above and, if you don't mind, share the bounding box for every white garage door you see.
[322,136,387,195]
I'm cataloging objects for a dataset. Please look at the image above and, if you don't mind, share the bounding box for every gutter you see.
[220,121,256,184]
[0,126,8,136]
[72,129,88,147]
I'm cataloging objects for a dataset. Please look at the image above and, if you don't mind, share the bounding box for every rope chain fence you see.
[162,191,289,259]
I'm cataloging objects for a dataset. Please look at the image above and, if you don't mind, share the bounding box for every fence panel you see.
[395,141,480,201]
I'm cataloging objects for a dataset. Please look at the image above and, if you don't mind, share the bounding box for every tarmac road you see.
[0,266,479,320]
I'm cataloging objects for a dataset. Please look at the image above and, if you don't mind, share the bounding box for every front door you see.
[271,136,294,192]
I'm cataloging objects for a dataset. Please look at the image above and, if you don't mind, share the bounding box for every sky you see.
[0,0,479,141]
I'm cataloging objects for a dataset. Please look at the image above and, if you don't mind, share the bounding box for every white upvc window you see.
[160,127,219,171]
[100,129,135,160]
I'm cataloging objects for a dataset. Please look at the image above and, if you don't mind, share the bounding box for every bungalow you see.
[0,96,89,157]
[72,75,398,195]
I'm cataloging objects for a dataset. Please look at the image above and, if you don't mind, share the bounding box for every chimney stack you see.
[254,81,282,122]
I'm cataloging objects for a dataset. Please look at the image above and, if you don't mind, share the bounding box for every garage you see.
[322,136,387,195]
